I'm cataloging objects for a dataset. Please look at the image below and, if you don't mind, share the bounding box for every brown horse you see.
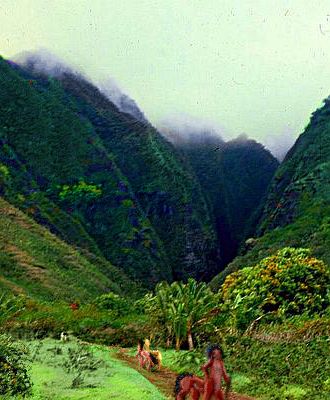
[174,373,204,400]
[174,344,231,400]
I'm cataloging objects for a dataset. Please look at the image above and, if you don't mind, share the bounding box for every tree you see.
[93,292,130,317]
[144,278,217,350]
[181,278,216,350]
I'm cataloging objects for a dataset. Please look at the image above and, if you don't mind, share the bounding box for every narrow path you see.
[115,348,255,400]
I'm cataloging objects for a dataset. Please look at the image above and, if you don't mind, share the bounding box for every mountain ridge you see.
[211,96,330,289]
[1,51,313,294]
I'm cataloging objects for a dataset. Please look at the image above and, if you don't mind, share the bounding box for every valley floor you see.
[20,338,256,400]
[115,348,255,400]
[25,338,166,400]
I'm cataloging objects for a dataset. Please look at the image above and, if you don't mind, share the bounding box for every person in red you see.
[136,339,155,371]
[69,302,79,311]
[201,344,231,400]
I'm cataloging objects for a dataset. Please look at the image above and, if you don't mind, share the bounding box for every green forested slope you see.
[170,134,279,266]
[211,97,330,289]
[0,57,172,285]
[0,56,221,284]
[57,72,220,280]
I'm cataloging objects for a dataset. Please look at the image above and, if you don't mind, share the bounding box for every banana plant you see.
[147,278,217,350]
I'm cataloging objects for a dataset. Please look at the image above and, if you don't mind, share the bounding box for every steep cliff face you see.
[162,130,279,266]
[255,97,330,266]
[0,55,221,284]
[219,137,279,249]
[211,97,330,290]
[56,72,220,280]
[259,98,330,234]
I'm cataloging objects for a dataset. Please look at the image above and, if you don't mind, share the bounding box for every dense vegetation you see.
[143,279,216,350]
[168,133,279,264]
[0,52,329,399]
[0,334,32,398]
[211,96,330,287]
[1,248,329,398]
[139,248,329,398]
[220,248,330,330]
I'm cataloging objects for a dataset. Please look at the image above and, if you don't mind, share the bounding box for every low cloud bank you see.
[159,114,297,161]
[157,114,226,145]
[262,126,297,161]
[13,48,80,77]
[98,78,147,123]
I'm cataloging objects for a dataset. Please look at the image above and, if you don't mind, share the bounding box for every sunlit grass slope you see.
[27,338,166,400]
[0,196,132,300]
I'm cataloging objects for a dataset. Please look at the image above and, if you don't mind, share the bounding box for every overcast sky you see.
[2,0,330,153]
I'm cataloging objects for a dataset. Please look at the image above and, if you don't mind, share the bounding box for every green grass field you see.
[24,338,166,400]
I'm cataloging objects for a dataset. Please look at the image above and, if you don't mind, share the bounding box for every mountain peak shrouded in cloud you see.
[158,114,295,161]
[229,133,249,143]
[98,78,147,123]
[2,1,330,166]
[13,48,81,77]
[13,49,148,123]
[227,129,296,161]
[12,49,295,161]
[157,114,226,145]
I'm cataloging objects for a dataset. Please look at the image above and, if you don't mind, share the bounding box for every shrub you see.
[172,349,204,373]
[220,248,330,330]
[0,334,32,397]
[63,345,103,388]
[93,292,130,316]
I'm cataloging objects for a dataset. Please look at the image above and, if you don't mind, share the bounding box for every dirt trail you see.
[115,348,255,400]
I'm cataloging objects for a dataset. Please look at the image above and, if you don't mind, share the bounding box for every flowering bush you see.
[220,248,330,330]
[0,334,32,397]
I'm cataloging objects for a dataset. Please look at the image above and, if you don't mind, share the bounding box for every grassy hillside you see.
[0,132,102,256]
[26,338,166,400]
[0,196,133,301]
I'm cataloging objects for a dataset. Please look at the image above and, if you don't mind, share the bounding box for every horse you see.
[136,339,160,371]
[144,338,162,369]
[174,373,204,400]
